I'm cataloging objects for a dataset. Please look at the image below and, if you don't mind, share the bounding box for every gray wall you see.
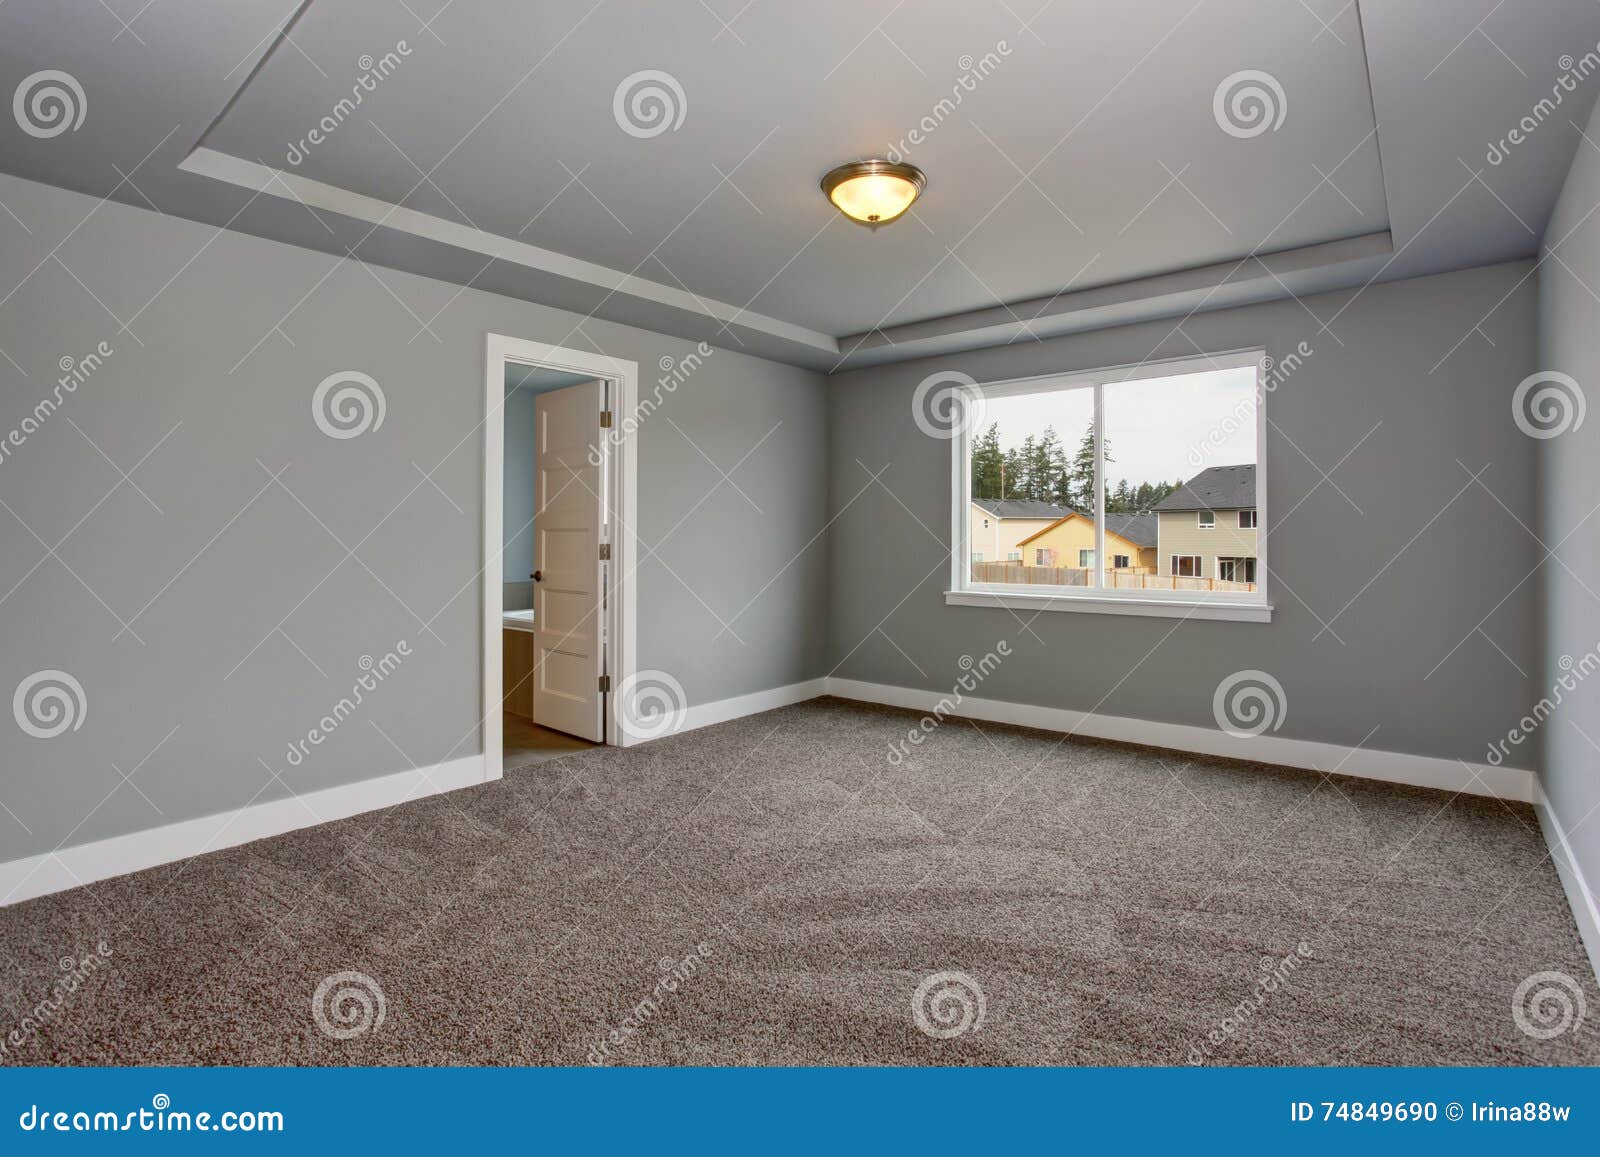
[827,261,1539,765]
[0,171,828,862]
[1538,94,1600,925]
[502,383,537,608]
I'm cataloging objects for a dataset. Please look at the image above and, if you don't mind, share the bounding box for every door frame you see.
[482,334,638,781]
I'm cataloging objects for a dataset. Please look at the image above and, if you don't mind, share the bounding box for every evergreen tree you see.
[1030,426,1063,504]
[969,423,1004,499]
[1003,438,1031,500]
[1066,421,1112,510]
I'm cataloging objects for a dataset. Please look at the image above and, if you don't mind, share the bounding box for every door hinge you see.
[598,674,611,693]
[599,410,613,428]
[599,542,611,561]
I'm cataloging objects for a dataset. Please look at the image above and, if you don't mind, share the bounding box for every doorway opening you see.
[483,336,638,782]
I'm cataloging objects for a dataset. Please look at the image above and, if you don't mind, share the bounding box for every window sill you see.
[945,589,1273,623]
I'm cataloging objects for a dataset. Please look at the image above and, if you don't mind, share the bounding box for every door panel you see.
[532,377,605,741]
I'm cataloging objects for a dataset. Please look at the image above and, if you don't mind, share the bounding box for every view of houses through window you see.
[964,357,1262,600]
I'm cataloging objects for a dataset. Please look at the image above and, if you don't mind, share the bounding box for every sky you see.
[982,365,1257,487]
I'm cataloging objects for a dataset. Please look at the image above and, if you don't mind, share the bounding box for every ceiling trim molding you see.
[179,144,1396,373]
[177,146,842,358]
[831,231,1395,369]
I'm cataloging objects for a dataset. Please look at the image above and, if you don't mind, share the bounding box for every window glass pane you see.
[968,385,1094,588]
[1102,365,1259,595]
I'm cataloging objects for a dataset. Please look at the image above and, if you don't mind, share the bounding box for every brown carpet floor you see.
[2,696,1597,1066]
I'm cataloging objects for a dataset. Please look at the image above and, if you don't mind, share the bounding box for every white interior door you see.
[532,377,606,741]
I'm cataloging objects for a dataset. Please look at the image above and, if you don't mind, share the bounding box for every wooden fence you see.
[970,562,1256,594]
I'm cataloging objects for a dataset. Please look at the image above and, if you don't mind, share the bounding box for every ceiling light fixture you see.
[821,159,926,227]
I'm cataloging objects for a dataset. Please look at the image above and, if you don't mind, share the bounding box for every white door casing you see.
[532,378,606,741]
[484,333,637,773]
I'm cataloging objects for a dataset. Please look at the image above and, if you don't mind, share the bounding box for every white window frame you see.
[1079,548,1095,568]
[1218,556,1256,584]
[1239,509,1257,529]
[947,348,1271,623]
[1198,510,1216,529]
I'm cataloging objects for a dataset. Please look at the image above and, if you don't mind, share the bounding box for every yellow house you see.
[1015,511,1158,571]
[969,499,1071,562]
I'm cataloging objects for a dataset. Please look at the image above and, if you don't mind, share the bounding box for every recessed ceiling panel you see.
[204,0,1389,335]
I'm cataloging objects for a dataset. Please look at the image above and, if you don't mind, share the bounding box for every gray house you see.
[1153,464,1259,582]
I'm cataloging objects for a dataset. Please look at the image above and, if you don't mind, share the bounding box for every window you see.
[1007,551,1021,562]
[1218,557,1256,584]
[971,552,983,564]
[952,350,1267,620]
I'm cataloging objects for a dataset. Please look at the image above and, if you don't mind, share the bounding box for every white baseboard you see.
[0,754,486,908]
[1535,786,1600,986]
[1,677,1546,909]
[823,677,1536,803]
[620,677,829,745]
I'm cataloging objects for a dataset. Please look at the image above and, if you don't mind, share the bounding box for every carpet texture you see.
[2,696,1597,1066]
